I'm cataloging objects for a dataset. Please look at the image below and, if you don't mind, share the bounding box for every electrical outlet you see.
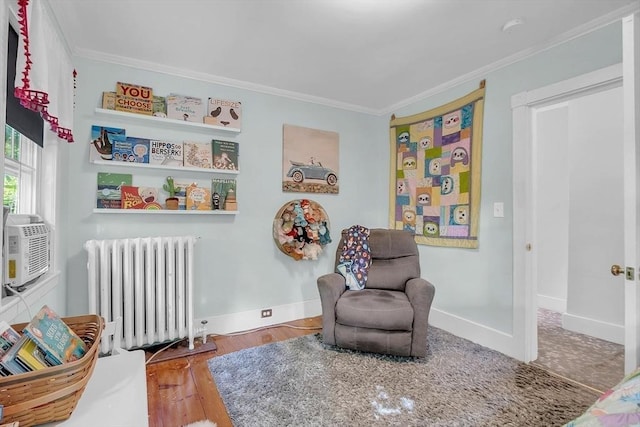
[261,309,272,318]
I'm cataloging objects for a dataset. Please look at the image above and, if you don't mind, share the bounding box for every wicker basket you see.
[0,314,103,427]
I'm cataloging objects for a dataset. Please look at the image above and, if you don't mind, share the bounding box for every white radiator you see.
[84,236,197,354]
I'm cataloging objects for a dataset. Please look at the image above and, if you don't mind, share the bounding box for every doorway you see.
[531,85,625,390]
[512,66,626,389]
[511,63,625,361]
[534,85,625,337]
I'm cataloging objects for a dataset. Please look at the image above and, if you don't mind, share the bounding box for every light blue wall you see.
[65,59,388,319]
[394,21,623,332]
[62,20,623,337]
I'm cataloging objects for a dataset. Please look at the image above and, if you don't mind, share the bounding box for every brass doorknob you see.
[611,264,624,276]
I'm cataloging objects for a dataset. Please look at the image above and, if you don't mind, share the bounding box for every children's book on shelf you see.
[21,305,89,365]
[149,140,183,167]
[205,98,242,130]
[90,125,126,162]
[212,139,239,170]
[166,94,205,123]
[121,186,163,210]
[183,141,213,169]
[112,136,150,163]
[211,178,237,210]
[174,180,196,210]
[115,81,153,115]
[97,172,133,209]
[102,91,116,110]
[186,185,211,210]
[152,95,167,118]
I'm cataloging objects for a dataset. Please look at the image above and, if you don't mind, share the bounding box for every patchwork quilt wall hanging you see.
[389,81,486,248]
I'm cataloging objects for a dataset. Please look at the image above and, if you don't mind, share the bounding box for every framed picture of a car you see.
[282,124,339,194]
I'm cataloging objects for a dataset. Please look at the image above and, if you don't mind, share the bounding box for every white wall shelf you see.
[94,108,241,134]
[93,209,237,215]
[91,159,239,175]
[92,104,239,213]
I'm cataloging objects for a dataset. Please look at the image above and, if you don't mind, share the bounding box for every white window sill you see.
[0,270,60,323]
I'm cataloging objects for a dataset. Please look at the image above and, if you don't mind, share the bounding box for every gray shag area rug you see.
[207,328,600,426]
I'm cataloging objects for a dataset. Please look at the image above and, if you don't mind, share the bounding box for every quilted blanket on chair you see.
[336,225,371,290]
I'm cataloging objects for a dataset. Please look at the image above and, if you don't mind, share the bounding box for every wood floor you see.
[145,316,322,427]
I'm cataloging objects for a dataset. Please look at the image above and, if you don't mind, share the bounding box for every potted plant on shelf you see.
[163,176,181,210]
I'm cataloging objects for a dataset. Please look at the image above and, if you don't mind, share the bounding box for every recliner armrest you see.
[405,277,436,305]
[405,277,436,357]
[317,273,347,346]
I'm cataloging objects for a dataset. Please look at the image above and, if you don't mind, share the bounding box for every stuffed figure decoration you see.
[273,199,331,261]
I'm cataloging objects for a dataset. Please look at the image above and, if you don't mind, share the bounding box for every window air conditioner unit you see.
[3,220,51,288]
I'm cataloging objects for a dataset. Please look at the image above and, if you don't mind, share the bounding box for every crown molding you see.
[74,48,379,116]
[382,3,639,116]
[71,3,639,117]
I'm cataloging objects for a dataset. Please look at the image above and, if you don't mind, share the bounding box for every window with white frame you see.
[4,124,40,215]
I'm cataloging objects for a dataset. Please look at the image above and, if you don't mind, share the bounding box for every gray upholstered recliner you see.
[317,228,435,357]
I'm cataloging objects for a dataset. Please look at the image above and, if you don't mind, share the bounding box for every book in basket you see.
[0,321,22,376]
[0,336,31,374]
[0,321,20,358]
[15,336,50,371]
[21,305,88,365]
[1,334,53,374]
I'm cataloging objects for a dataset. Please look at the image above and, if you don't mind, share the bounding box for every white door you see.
[622,12,640,374]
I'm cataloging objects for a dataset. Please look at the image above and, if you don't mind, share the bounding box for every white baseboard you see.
[562,312,623,345]
[536,295,567,313]
[428,308,522,361]
[198,299,322,336]
[198,301,622,360]
[199,302,524,361]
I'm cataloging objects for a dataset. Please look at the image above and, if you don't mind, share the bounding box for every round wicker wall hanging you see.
[273,199,331,261]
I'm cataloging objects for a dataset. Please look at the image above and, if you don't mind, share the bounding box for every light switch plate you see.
[493,202,504,218]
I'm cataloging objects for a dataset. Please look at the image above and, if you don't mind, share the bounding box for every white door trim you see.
[622,12,640,374]
[511,63,623,363]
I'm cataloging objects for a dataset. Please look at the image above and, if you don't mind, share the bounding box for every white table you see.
[44,348,149,427]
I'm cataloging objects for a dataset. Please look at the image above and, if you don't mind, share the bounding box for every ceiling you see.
[42,0,638,114]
